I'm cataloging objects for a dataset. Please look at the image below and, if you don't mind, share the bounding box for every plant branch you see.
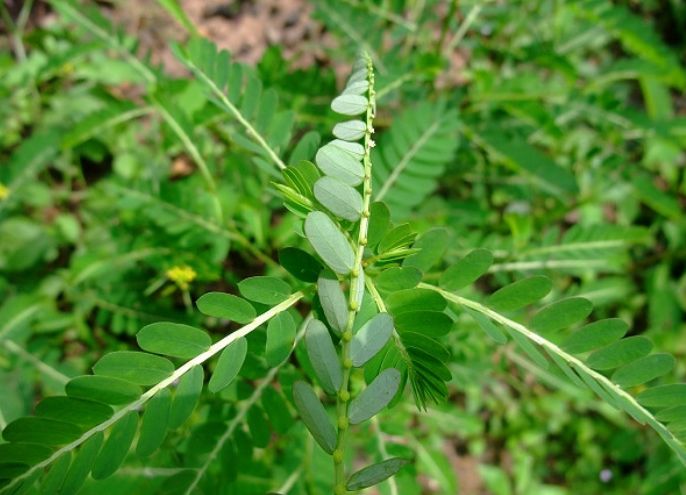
[0,292,304,495]
[418,283,686,464]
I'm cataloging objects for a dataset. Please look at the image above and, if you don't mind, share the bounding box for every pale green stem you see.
[0,292,304,495]
[333,53,376,495]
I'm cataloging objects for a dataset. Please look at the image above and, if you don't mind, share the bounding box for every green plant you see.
[1,0,686,494]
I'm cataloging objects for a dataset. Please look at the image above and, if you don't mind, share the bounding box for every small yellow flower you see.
[166,265,197,291]
[0,183,9,201]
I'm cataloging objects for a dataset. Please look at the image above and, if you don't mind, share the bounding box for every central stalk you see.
[333,53,376,495]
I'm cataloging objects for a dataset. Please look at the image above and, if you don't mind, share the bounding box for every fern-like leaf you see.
[0,292,303,494]
[372,101,459,218]
[172,38,292,174]
[419,274,686,465]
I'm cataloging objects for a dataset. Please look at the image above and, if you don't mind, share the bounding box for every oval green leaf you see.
[304,211,355,275]
[279,247,323,283]
[561,318,628,354]
[346,458,410,490]
[137,322,211,359]
[376,267,422,292]
[351,313,394,367]
[305,319,342,394]
[91,411,138,480]
[349,368,401,424]
[486,276,552,312]
[196,292,256,323]
[137,388,171,457]
[315,143,364,186]
[169,365,204,429]
[531,297,593,334]
[637,384,686,408]
[36,396,113,428]
[612,353,675,388]
[238,276,291,305]
[439,248,493,291]
[333,120,366,141]
[266,311,297,366]
[587,336,653,370]
[93,351,175,386]
[314,176,363,222]
[208,337,248,393]
[318,272,348,335]
[292,381,336,454]
[331,94,368,116]
[66,375,141,405]
[2,417,82,446]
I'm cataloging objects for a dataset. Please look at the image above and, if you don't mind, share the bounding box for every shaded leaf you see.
[305,319,342,394]
[304,211,355,275]
[208,337,248,393]
[349,368,401,424]
[137,322,211,359]
[292,381,336,454]
[196,292,256,323]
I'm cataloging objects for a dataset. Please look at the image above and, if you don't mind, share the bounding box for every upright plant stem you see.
[333,52,376,495]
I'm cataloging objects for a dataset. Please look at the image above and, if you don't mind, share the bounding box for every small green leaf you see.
[91,411,138,480]
[0,443,52,465]
[238,276,291,305]
[346,458,410,490]
[137,388,171,457]
[376,267,422,292]
[486,276,552,312]
[656,405,686,422]
[314,176,363,222]
[367,202,390,249]
[637,384,686,408]
[561,318,628,354]
[329,139,364,159]
[39,452,71,494]
[403,228,449,272]
[439,249,493,291]
[349,368,401,424]
[59,431,103,495]
[266,311,297,366]
[93,351,175,386]
[66,376,141,405]
[531,297,593,334]
[2,418,82,445]
[304,211,355,275]
[208,337,248,393]
[292,381,337,454]
[315,142,364,186]
[587,336,653,370]
[343,79,369,95]
[351,313,394,367]
[333,120,367,141]
[387,289,446,315]
[331,94,368,116]
[378,224,415,254]
[137,322,211,359]
[305,319,342,394]
[394,310,453,338]
[196,292,256,323]
[169,365,204,429]
[279,247,323,282]
[318,272,348,334]
[36,397,113,428]
[612,353,675,388]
